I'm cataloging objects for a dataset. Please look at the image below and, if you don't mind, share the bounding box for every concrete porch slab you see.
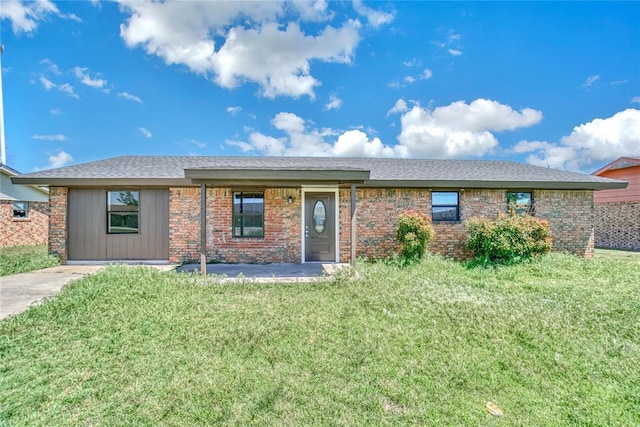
[175,263,350,282]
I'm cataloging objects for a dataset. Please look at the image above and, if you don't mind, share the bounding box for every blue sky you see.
[1,0,638,174]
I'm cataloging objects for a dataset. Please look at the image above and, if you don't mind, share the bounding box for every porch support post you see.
[200,183,206,276]
[350,183,357,269]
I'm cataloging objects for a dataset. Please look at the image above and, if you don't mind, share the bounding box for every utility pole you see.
[0,45,6,165]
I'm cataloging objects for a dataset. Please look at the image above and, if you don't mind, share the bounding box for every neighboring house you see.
[12,156,626,264]
[1,164,49,248]
[592,156,640,251]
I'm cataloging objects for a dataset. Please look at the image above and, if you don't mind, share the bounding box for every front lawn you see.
[1,251,638,425]
[0,245,59,276]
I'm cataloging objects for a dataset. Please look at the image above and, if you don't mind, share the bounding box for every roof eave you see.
[11,177,194,187]
[362,180,628,190]
[184,168,371,183]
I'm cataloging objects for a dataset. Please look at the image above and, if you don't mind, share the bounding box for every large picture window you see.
[12,201,29,219]
[432,191,459,222]
[107,190,139,234]
[233,192,264,238]
[506,192,533,215]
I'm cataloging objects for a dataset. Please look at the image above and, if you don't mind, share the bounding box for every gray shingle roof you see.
[12,155,627,190]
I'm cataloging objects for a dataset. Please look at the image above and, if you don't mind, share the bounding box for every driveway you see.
[0,265,103,320]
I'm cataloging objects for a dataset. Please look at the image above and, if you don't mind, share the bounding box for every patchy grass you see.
[0,251,638,426]
[0,245,59,276]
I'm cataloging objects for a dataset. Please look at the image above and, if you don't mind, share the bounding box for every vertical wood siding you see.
[68,188,169,260]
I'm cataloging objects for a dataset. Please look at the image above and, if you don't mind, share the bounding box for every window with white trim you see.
[12,201,29,219]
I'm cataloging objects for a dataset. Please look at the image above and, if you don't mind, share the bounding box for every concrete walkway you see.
[0,265,103,320]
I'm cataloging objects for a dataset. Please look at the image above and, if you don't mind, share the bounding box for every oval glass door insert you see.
[313,200,326,234]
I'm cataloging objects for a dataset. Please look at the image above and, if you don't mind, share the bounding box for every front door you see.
[305,192,336,262]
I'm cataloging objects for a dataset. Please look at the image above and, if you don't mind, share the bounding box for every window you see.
[12,201,29,219]
[107,190,139,234]
[432,191,459,222]
[233,192,264,237]
[506,192,533,215]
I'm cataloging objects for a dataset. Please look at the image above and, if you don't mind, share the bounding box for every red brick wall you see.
[534,190,594,257]
[168,187,301,264]
[341,188,595,261]
[51,185,597,264]
[0,200,49,248]
[48,187,67,261]
[594,202,640,250]
[168,187,201,263]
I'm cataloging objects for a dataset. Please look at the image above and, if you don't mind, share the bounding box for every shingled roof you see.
[12,155,627,190]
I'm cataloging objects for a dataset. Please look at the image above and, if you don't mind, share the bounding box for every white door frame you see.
[301,187,339,263]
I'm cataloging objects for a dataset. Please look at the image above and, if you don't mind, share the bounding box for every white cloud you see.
[227,111,398,157]
[73,66,107,88]
[332,130,396,157]
[630,96,640,104]
[324,94,343,111]
[397,99,542,158]
[422,68,433,79]
[583,74,600,88]
[189,139,207,149]
[57,83,79,99]
[50,108,62,115]
[432,30,463,58]
[516,108,640,172]
[387,98,408,116]
[403,58,421,67]
[39,76,55,90]
[0,0,79,34]
[40,58,61,75]
[118,1,361,99]
[118,91,142,103]
[404,76,416,84]
[48,150,73,168]
[352,0,394,28]
[32,134,67,141]
[138,127,152,138]
[226,106,242,116]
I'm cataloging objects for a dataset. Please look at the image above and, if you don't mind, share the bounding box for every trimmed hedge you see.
[465,213,552,265]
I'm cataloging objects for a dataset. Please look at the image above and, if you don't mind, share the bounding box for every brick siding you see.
[48,187,68,262]
[534,190,594,257]
[341,188,595,261]
[50,185,597,264]
[0,200,49,248]
[594,202,640,250]
[169,187,301,264]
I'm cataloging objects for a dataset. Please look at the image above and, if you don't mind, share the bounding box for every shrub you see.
[465,213,552,265]
[396,210,435,262]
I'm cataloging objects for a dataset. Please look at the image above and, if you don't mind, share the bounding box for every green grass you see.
[0,245,60,276]
[1,251,639,426]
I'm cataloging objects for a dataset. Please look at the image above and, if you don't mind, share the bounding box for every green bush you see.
[396,210,435,262]
[465,213,552,265]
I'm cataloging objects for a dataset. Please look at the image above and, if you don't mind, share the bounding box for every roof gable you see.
[592,157,640,176]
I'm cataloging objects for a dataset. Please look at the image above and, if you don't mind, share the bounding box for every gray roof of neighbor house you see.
[11,155,628,190]
[1,164,49,201]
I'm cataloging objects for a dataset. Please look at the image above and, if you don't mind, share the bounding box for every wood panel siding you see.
[68,188,169,260]
[594,166,640,203]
